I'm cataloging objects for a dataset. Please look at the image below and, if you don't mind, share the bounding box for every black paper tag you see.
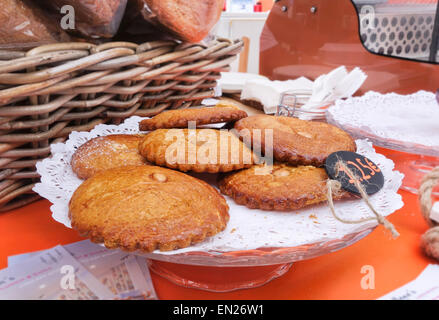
[325,151,384,196]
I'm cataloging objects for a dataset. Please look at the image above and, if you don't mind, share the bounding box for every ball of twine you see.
[418,167,439,260]
[421,227,439,260]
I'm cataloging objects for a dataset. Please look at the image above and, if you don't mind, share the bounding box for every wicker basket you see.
[0,38,243,211]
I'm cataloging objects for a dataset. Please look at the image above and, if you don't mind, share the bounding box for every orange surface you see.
[0,190,434,300]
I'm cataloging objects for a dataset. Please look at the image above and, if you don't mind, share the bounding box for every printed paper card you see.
[0,245,113,300]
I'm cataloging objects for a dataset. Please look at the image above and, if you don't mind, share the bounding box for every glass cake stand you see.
[140,226,375,292]
[34,115,400,293]
[326,113,439,196]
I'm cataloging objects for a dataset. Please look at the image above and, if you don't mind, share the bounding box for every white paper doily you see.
[33,116,404,258]
[327,91,439,156]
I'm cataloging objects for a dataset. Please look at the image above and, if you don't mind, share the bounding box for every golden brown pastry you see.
[139,128,256,173]
[139,105,248,131]
[219,163,353,211]
[69,165,229,252]
[234,115,357,167]
[143,0,224,42]
[71,134,149,180]
[0,0,70,49]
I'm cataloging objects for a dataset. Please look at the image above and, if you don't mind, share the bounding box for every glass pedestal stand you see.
[142,227,375,292]
[148,260,293,292]
[375,147,439,196]
[326,113,439,197]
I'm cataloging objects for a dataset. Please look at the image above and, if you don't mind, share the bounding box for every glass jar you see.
[276,90,328,122]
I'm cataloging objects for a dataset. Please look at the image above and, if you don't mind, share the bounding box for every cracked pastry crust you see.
[69,165,229,252]
[139,128,256,173]
[71,134,149,180]
[234,115,356,167]
[219,163,353,211]
[139,105,248,131]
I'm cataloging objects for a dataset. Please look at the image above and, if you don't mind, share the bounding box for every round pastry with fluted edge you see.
[139,128,257,173]
[234,115,357,167]
[219,163,353,211]
[71,134,149,180]
[69,165,229,252]
[139,105,248,131]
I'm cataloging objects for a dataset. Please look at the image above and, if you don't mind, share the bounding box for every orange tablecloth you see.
[0,191,435,300]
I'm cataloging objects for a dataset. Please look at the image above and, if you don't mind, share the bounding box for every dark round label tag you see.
[325,151,384,196]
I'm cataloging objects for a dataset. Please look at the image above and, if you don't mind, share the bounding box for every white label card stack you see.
[3,240,157,300]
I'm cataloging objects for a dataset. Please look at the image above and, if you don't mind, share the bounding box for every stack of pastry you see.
[1,0,224,48]
[69,105,357,253]
[220,115,356,210]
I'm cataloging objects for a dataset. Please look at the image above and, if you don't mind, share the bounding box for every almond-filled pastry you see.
[139,105,248,131]
[219,163,353,211]
[71,134,149,180]
[69,165,230,252]
[141,0,224,42]
[234,115,356,167]
[139,129,256,173]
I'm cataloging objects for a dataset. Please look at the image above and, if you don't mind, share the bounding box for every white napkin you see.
[302,66,367,110]
[238,66,366,117]
[240,77,313,114]
[218,72,269,93]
